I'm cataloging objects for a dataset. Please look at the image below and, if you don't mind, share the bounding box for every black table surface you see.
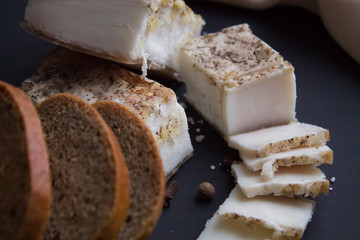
[1,1,360,240]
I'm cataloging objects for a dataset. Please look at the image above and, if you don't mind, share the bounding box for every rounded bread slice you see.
[37,93,129,240]
[93,101,165,240]
[0,80,51,240]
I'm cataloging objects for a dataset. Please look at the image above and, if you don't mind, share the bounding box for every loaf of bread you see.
[0,80,51,240]
[37,93,130,240]
[22,47,193,180]
[93,101,165,240]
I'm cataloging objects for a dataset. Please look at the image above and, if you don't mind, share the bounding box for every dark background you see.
[1,1,360,239]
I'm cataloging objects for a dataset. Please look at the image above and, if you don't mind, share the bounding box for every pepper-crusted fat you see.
[218,187,315,240]
[179,24,297,137]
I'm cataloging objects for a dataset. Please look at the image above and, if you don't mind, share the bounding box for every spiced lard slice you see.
[197,211,273,240]
[232,162,330,198]
[218,187,315,240]
[21,47,193,180]
[179,24,296,137]
[242,145,333,179]
[22,0,204,74]
[228,122,330,158]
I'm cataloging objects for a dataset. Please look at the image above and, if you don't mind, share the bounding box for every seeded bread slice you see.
[0,81,51,240]
[37,94,130,240]
[93,101,165,240]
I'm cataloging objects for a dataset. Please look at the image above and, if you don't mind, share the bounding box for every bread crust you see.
[37,93,130,240]
[0,81,51,240]
[93,101,165,240]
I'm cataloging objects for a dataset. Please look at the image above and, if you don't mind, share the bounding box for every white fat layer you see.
[142,98,193,175]
[218,187,314,236]
[228,122,330,157]
[232,163,328,198]
[241,145,333,179]
[144,6,202,71]
[180,51,225,134]
[197,212,273,240]
[223,66,296,135]
[25,0,149,58]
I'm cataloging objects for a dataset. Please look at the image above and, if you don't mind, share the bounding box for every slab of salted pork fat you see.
[228,122,330,158]
[21,47,193,180]
[242,145,333,179]
[218,187,315,240]
[179,24,296,137]
[232,162,330,198]
[22,0,204,73]
[197,212,273,240]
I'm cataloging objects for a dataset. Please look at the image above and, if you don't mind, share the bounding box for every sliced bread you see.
[21,47,193,180]
[37,94,129,240]
[93,101,165,240]
[0,81,51,240]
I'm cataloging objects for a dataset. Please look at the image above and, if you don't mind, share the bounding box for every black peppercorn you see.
[198,182,215,200]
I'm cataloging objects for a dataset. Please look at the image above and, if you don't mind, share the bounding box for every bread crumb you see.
[329,187,333,191]
[330,177,336,183]
[210,165,215,170]
[195,135,205,142]
[197,119,204,124]
[187,117,195,125]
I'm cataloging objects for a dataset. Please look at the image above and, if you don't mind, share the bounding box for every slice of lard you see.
[232,162,330,198]
[228,122,330,158]
[242,145,333,179]
[218,187,315,240]
[179,24,296,137]
[197,211,273,240]
[21,47,193,180]
[22,0,204,74]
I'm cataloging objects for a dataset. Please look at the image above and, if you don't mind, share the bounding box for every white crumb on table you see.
[330,177,336,183]
[210,165,216,170]
[195,135,205,142]
[187,117,195,125]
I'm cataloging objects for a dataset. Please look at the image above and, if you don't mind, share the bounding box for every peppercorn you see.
[197,182,215,200]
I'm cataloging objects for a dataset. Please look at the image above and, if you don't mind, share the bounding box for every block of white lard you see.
[228,122,330,158]
[179,24,296,137]
[218,187,315,240]
[232,162,330,198]
[22,0,204,73]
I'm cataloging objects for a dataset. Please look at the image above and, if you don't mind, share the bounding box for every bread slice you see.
[93,101,165,240]
[37,94,129,240]
[0,81,51,240]
[22,47,193,180]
